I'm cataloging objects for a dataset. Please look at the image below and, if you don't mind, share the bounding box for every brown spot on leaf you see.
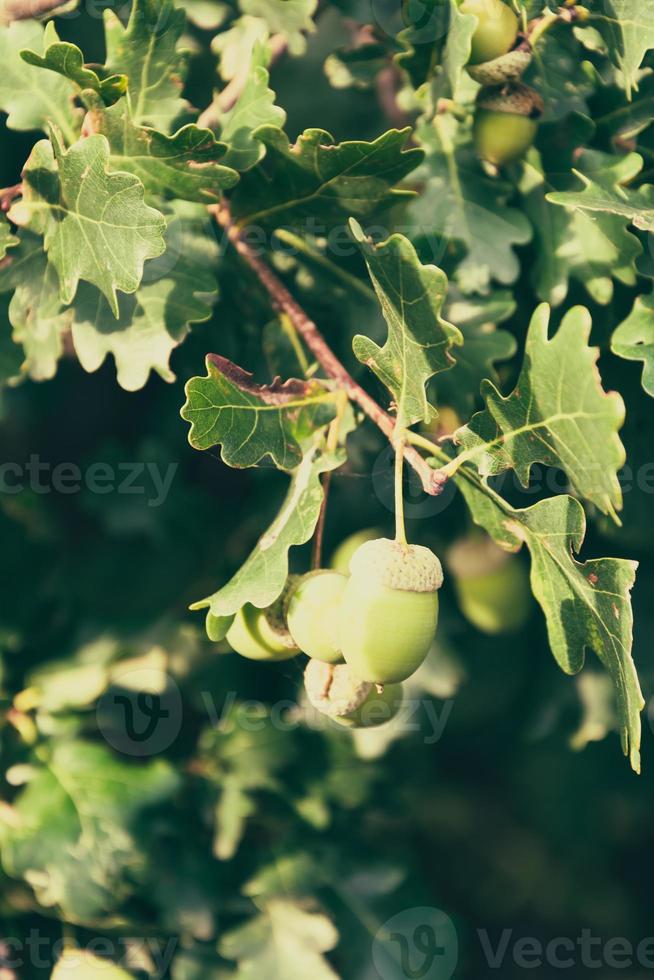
[588,573,598,585]
[207,354,318,404]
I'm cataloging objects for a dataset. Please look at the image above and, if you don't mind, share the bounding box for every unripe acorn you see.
[474,83,544,166]
[446,534,531,634]
[330,527,381,575]
[460,0,519,65]
[338,538,443,684]
[287,570,347,663]
[227,584,300,662]
[304,659,403,728]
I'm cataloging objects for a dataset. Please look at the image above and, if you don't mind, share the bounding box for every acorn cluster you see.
[224,536,444,729]
[460,0,544,166]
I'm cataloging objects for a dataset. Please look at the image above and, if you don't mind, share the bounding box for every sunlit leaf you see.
[451,304,626,518]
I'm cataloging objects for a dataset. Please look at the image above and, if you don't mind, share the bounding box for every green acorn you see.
[227,583,300,662]
[304,659,403,728]
[474,83,544,166]
[447,533,531,634]
[460,0,519,65]
[466,47,532,86]
[330,528,381,575]
[287,570,347,663]
[338,538,443,684]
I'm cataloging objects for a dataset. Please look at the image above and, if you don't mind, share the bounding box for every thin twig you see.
[1,0,72,21]
[211,204,448,497]
[3,190,449,497]
[0,185,22,212]
[312,396,345,569]
[272,229,376,303]
[311,468,331,569]
[526,3,587,48]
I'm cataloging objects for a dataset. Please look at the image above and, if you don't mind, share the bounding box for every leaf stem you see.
[406,429,490,499]
[272,229,376,303]
[211,204,449,498]
[406,429,461,469]
[279,311,311,376]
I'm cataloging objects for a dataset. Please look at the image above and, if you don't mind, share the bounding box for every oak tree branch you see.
[211,205,448,497]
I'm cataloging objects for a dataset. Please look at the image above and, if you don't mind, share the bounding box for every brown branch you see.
[210,204,448,497]
[312,408,343,568]
[3,188,448,496]
[0,185,22,212]
[311,467,332,568]
[0,0,73,21]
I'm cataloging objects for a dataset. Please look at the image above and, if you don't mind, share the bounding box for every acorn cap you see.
[477,83,544,118]
[304,659,372,718]
[467,48,532,86]
[263,575,300,649]
[349,538,443,593]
